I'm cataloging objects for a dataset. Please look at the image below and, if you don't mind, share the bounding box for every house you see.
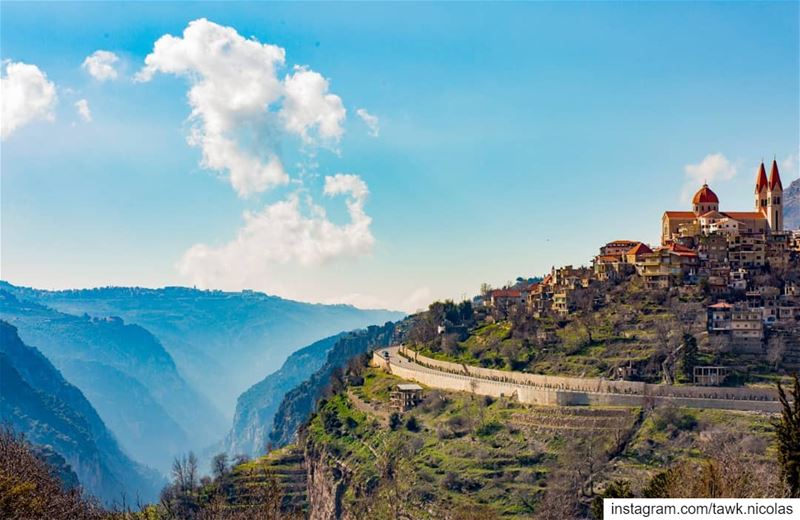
[708,301,733,333]
[487,289,524,309]
[390,383,423,412]
[731,303,763,342]
[625,242,653,264]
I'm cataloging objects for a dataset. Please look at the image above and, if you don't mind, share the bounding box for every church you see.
[661,160,784,245]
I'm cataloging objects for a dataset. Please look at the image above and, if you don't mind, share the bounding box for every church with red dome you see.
[661,160,784,245]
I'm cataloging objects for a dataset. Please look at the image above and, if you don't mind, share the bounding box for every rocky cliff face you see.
[0,289,205,472]
[269,322,398,448]
[305,441,348,520]
[226,333,343,458]
[785,177,800,229]
[0,320,163,504]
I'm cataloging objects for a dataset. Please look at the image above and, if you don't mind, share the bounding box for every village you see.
[471,160,800,385]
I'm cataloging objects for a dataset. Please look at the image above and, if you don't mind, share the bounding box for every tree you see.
[0,427,104,520]
[775,374,800,497]
[591,480,633,519]
[767,335,788,371]
[211,453,229,479]
[680,333,698,380]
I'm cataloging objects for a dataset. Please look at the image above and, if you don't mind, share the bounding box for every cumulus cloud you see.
[82,50,120,81]
[75,99,92,122]
[137,18,348,197]
[282,66,346,145]
[177,173,374,285]
[681,153,736,202]
[356,108,380,137]
[1,61,57,140]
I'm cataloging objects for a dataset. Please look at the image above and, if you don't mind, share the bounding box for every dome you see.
[692,184,719,205]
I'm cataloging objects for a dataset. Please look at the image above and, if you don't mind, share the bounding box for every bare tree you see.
[767,335,788,371]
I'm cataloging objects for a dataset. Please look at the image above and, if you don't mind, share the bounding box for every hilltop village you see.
[466,160,799,384]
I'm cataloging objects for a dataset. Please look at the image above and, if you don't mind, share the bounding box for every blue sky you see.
[1,2,798,311]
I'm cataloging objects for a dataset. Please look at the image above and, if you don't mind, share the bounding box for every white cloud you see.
[681,153,736,202]
[137,18,349,197]
[322,286,429,313]
[1,61,57,140]
[177,173,374,285]
[82,50,120,81]
[75,98,92,122]
[356,108,380,137]
[781,151,799,179]
[281,66,346,145]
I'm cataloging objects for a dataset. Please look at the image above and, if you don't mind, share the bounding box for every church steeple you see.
[769,159,783,191]
[755,161,768,214]
[755,161,768,194]
[766,159,783,231]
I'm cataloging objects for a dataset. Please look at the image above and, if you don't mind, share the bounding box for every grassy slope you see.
[302,366,780,517]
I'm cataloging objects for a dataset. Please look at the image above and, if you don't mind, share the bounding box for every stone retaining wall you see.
[372,350,784,413]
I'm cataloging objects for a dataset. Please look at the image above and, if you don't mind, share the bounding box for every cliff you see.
[269,322,398,448]
[226,333,344,458]
[0,321,163,504]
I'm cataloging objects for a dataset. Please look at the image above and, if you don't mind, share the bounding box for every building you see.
[693,366,731,386]
[731,303,764,342]
[708,301,733,333]
[661,160,783,245]
[390,383,423,412]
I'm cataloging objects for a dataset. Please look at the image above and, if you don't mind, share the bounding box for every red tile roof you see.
[664,211,696,219]
[769,159,783,190]
[709,301,733,309]
[721,211,765,221]
[627,243,653,256]
[490,289,521,298]
[692,184,719,204]
[755,162,768,193]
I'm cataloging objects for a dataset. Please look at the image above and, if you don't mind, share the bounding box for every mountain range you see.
[0,321,163,504]
[0,283,404,417]
[785,177,800,229]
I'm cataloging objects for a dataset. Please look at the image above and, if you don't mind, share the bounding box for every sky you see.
[1,2,798,313]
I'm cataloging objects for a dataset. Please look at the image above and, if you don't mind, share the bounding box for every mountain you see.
[0,290,215,472]
[225,333,344,458]
[785,177,800,229]
[269,322,398,448]
[0,283,405,417]
[0,321,163,504]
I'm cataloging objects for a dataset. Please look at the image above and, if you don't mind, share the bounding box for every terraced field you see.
[222,446,308,515]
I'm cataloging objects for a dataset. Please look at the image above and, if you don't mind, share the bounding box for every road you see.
[373,346,784,413]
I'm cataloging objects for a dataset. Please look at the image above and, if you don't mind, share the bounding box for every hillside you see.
[0,321,163,504]
[296,363,782,518]
[0,290,216,472]
[269,322,399,448]
[0,283,405,416]
[226,333,345,458]
[785,177,800,229]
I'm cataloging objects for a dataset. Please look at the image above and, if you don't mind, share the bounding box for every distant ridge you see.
[784,177,800,229]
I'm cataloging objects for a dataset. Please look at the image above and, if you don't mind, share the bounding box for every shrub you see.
[389,412,402,431]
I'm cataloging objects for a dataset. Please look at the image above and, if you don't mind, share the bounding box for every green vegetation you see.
[304,364,647,518]
[775,374,800,497]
